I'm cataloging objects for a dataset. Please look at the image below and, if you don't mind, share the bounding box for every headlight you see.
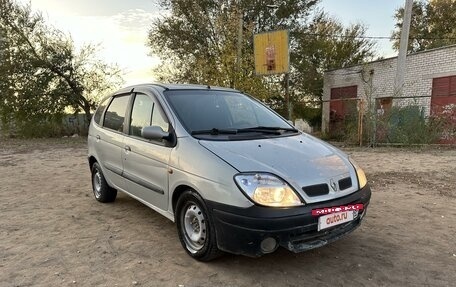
[349,158,368,189]
[234,173,303,207]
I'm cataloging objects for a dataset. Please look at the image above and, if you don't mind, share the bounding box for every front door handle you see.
[124,145,131,152]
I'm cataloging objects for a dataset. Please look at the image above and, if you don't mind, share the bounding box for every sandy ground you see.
[0,138,455,287]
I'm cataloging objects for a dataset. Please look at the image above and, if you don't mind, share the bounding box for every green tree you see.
[392,0,456,53]
[291,12,375,118]
[148,0,374,123]
[0,0,123,133]
[148,0,318,100]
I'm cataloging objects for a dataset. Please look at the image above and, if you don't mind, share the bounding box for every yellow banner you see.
[254,30,289,75]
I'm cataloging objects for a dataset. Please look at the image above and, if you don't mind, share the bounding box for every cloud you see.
[26,2,163,85]
[112,9,160,31]
[28,0,161,17]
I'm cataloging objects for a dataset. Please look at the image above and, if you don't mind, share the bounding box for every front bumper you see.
[206,185,371,257]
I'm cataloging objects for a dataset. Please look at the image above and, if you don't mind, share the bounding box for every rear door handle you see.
[96,135,100,140]
[124,145,131,152]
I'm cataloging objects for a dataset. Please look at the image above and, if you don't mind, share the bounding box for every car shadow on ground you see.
[108,192,398,285]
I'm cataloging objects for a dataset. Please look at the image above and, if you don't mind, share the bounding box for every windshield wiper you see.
[191,126,299,136]
[236,126,299,133]
[191,128,238,135]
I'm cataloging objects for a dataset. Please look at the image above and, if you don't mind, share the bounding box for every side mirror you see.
[142,126,170,140]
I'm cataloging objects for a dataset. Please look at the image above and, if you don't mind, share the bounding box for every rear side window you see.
[103,95,130,132]
[129,93,170,138]
[93,97,110,125]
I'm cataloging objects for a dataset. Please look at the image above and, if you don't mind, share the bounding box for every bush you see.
[293,105,322,129]
[326,100,359,143]
[0,113,89,138]
[377,105,444,144]
[325,104,452,145]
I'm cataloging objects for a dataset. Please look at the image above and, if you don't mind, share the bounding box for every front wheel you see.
[175,190,223,261]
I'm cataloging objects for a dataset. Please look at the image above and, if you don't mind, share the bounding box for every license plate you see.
[318,211,356,231]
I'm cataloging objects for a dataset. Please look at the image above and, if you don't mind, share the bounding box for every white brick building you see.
[322,45,456,135]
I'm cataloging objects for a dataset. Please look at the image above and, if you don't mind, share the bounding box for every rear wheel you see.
[91,162,117,203]
[176,190,223,261]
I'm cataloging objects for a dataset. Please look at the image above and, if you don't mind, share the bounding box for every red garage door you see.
[329,85,358,133]
[431,76,456,143]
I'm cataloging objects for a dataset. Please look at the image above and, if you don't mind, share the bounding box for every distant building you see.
[322,45,456,141]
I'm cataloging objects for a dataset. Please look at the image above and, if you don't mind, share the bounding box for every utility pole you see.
[235,3,243,89]
[394,0,413,97]
[285,73,291,120]
[265,4,292,120]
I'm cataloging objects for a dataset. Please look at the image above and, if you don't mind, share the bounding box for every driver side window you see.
[129,93,169,139]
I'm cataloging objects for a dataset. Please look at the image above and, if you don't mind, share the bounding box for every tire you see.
[175,190,223,261]
[91,162,117,203]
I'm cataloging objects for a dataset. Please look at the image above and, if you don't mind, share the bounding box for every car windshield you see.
[164,90,297,139]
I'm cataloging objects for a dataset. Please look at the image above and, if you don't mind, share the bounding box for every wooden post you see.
[358,99,364,146]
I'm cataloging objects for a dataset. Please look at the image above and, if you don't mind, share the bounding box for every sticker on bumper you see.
[312,204,364,216]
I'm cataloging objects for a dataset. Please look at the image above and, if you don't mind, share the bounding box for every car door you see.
[122,92,172,211]
[94,94,131,191]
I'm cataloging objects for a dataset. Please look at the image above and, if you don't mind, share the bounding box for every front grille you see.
[338,177,352,190]
[302,183,329,197]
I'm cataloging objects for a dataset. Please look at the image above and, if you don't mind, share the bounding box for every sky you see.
[23,0,406,86]
[320,0,405,58]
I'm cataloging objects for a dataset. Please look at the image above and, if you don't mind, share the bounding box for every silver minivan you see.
[88,83,371,261]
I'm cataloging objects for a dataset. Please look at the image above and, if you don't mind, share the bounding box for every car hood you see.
[199,133,358,203]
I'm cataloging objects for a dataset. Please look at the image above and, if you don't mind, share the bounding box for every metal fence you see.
[329,96,455,145]
[295,95,456,145]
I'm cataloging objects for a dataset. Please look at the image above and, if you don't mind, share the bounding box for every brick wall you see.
[322,45,456,133]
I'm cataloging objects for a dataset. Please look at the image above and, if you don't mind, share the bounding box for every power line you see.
[302,33,456,41]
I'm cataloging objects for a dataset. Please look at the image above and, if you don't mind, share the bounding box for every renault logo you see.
[330,179,338,192]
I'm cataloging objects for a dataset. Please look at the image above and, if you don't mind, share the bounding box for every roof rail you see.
[149,83,169,90]
[139,82,170,90]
